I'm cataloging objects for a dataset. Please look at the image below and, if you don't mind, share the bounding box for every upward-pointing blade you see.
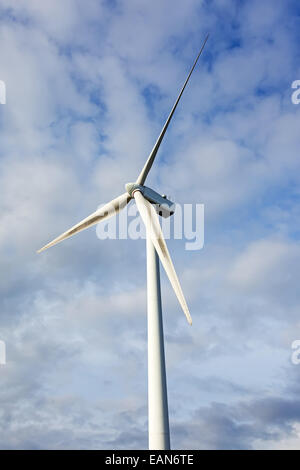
[37,192,130,253]
[134,190,192,325]
[135,34,209,186]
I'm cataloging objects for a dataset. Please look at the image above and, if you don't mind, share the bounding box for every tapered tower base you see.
[146,236,170,450]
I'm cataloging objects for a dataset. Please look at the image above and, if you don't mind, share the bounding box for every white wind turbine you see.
[38,34,209,450]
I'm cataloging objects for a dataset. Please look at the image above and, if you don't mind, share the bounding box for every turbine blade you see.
[134,190,192,325]
[135,34,209,186]
[37,192,130,253]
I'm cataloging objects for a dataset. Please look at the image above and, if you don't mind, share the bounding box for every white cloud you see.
[228,239,300,289]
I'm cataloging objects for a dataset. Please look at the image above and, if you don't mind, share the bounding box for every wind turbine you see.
[38,34,209,450]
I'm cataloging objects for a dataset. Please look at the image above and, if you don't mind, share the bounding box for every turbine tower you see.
[38,34,209,450]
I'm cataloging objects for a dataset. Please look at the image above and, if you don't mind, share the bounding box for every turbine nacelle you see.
[125,183,175,218]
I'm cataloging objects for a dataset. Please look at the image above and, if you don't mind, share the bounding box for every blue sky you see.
[0,0,300,449]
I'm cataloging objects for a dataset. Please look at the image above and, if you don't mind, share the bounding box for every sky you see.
[0,0,300,450]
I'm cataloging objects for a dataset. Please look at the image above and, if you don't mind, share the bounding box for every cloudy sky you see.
[0,0,300,450]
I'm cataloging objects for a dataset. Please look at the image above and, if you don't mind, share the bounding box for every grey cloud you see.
[172,396,300,449]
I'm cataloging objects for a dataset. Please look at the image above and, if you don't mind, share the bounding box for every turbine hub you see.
[125,183,141,197]
[125,183,175,218]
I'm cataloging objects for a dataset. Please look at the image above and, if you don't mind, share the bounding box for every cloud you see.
[227,239,300,304]
[172,396,300,450]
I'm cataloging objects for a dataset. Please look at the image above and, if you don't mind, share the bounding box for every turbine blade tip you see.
[37,245,48,253]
